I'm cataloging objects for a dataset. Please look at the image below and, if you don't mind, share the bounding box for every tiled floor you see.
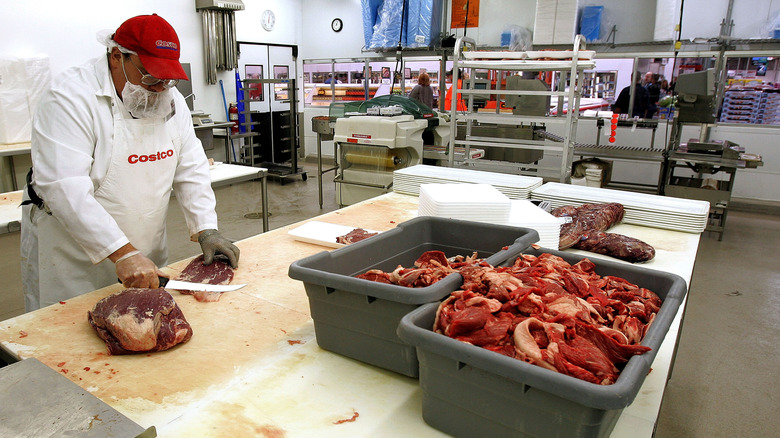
[1,161,778,437]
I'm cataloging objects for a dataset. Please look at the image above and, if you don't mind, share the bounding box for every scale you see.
[191,111,214,126]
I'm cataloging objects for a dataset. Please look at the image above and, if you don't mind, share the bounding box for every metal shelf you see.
[456,59,595,71]
[446,35,589,182]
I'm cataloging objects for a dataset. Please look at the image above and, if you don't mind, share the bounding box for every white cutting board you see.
[287,221,380,248]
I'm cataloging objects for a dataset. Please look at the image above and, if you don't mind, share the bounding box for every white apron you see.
[21,104,180,310]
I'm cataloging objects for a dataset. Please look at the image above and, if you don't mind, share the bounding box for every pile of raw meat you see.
[356,250,485,287]
[434,252,661,385]
[552,202,656,263]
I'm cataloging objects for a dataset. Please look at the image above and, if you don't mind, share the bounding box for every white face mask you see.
[121,82,173,119]
[119,56,173,119]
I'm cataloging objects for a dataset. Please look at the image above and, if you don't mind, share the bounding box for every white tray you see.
[288,221,380,248]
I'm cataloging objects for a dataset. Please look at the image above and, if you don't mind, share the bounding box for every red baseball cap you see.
[113,14,188,81]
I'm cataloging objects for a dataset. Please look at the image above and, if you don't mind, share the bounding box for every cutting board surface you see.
[0,193,419,428]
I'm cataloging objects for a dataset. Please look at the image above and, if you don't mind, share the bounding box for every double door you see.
[237,43,301,176]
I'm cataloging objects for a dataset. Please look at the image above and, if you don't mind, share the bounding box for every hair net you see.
[96,29,136,55]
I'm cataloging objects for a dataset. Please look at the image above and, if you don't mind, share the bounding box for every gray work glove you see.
[198,229,240,268]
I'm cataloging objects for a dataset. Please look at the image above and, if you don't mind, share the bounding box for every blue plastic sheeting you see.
[579,5,603,42]
[368,0,407,49]
[361,0,383,47]
[363,0,442,49]
[406,0,442,48]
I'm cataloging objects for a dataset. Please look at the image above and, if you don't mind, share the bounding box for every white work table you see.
[0,163,268,235]
[0,192,699,437]
[0,142,31,191]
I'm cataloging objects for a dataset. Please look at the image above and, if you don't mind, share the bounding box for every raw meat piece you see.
[550,203,656,263]
[356,250,482,288]
[336,228,378,244]
[551,203,624,249]
[573,231,656,263]
[87,288,193,355]
[173,254,235,302]
[435,252,662,385]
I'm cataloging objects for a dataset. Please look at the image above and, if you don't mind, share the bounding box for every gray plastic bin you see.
[288,216,539,377]
[397,248,687,437]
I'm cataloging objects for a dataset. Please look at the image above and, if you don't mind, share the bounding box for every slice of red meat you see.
[87,288,193,355]
[415,250,450,269]
[173,254,235,302]
[336,228,378,244]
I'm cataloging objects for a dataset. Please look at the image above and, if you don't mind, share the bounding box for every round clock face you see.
[262,10,275,31]
[331,18,343,32]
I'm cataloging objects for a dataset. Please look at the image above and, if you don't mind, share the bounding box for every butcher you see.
[20,14,239,311]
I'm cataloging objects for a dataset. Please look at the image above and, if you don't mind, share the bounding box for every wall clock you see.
[331,18,343,33]
[262,10,275,31]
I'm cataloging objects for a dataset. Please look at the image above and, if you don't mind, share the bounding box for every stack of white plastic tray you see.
[418,184,511,225]
[507,200,563,249]
[394,165,543,199]
[531,183,711,233]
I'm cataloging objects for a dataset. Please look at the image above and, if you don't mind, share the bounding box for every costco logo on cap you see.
[156,40,178,51]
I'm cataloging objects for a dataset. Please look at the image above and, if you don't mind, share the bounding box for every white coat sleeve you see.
[170,91,219,236]
[31,80,129,264]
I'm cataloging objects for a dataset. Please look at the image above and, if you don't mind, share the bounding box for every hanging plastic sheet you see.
[368,0,408,49]
[0,56,51,144]
[361,0,384,47]
[405,0,442,48]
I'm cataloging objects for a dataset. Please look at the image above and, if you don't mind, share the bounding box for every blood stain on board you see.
[287,340,303,345]
[255,425,286,437]
[333,410,359,424]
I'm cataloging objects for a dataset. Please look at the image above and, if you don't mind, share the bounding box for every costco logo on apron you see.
[127,149,175,164]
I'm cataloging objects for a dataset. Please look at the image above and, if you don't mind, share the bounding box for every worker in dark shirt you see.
[643,71,661,118]
[612,71,649,118]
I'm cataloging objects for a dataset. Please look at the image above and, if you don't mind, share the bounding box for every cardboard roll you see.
[344,152,406,169]
[344,147,411,170]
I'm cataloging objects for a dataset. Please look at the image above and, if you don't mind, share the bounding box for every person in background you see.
[444,69,467,111]
[612,71,649,118]
[247,73,262,100]
[659,78,671,98]
[324,73,341,84]
[20,14,239,312]
[644,71,661,118]
[409,72,434,109]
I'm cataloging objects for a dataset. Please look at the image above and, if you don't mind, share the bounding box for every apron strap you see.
[20,168,49,214]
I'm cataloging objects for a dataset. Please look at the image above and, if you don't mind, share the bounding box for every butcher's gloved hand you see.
[115,251,162,289]
[198,229,240,268]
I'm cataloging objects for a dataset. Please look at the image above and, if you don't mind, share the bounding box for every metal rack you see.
[447,35,595,183]
[238,78,307,183]
[661,120,763,240]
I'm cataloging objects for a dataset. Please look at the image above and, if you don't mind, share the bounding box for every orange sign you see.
[451,0,480,28]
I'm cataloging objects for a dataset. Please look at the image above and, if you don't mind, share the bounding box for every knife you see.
[158,276,246,292]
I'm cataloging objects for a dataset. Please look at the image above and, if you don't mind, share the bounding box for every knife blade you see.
[158,276,246,292]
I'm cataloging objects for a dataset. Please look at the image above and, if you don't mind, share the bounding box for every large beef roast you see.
[88,288,193,355]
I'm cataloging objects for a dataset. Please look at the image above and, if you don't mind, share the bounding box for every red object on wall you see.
[228,103,239,134]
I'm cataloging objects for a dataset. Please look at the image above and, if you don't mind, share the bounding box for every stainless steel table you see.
[0,358,150,437]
